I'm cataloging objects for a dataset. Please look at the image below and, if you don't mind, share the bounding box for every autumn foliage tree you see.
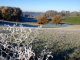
[52,15,62,24]
[37,16,49,24]
[0,10,2,19]
[0,6,22,21]
[0,6,5,19]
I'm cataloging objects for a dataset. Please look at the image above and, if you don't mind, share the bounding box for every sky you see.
[0,0,80,12]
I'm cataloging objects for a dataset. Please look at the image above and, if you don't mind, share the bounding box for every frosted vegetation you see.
[38,26,80,60]
[0,24,53,60]
[0,24,80,60]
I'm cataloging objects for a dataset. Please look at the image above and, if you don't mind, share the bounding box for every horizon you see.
[0,0,80,12]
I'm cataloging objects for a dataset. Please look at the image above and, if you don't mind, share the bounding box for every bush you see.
[52,15,61,24]
[37,16,49,24]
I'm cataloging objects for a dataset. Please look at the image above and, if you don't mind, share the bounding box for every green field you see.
[62,16,80,24]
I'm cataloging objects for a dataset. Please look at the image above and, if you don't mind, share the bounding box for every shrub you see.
[37,16,49,24]
[52,15,61,24]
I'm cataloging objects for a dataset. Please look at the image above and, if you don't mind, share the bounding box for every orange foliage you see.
[52,15,61,24]
[37,16,49,24]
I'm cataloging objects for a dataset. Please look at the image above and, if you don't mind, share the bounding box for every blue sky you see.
[0,0,80,12]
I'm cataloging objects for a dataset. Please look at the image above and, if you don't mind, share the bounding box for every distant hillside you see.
[23,11,44,15]
[22,11,44,18]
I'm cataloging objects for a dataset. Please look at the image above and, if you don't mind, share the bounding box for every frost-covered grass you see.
[0,25,80,60]
[34,25,80,60]
[0,25,53,60]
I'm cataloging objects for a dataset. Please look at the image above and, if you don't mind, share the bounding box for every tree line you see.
[43,10,71,18]
[42,10,80,18]
[0,6,22,22]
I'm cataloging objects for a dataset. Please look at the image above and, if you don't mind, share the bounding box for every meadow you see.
[49,16,80,24]
[62,16,80,24]
[0,25,80,60]
[35,25,80,60]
